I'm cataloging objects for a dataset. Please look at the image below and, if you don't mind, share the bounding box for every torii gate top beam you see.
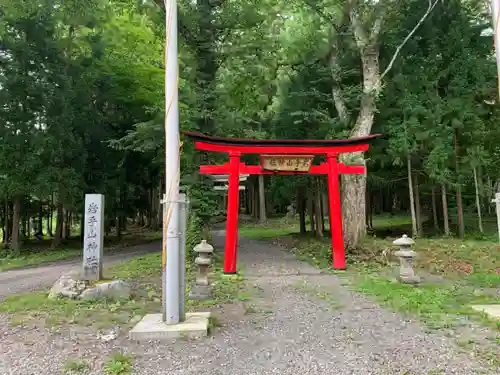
[182,131,380,155]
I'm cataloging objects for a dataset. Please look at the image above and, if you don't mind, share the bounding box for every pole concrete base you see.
[129,312,210,341]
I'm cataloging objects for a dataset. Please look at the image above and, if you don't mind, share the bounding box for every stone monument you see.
[83,194,105,281]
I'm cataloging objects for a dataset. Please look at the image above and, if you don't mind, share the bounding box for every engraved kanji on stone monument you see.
[83,194,105,281]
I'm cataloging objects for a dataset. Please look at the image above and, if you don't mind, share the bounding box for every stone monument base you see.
[189,284,211,300]
[397,275,421,285]
[129,312,210,341]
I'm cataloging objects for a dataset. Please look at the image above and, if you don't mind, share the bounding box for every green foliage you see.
[64,359,90,374]
[186,213,204,255]
[103,352,132,375]
[1,0,500,247]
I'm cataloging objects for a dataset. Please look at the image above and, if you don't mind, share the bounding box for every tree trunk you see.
[26,214,30,239]
[254,179,259,219]
[341,173,366,248]
[147,186,152,228]
[4,202,9,245]
[252,178,259,220]
[2,203,7,244]
[368,193,373,230]
[431,185,439,231]
[314,178,323,238]
[158,179,163,228]
[473,165,483,233]
[6,202,12,244]
[339,38,380,248]
[52,203,64,247]
[65,211,72,238]
[407,155,418,237]
[453,130,465,238]
[477,165,484,206]
[244,187,249,215]
[80,212,84,240]
[456,184,465,238]
[47,210,52,236]
[150,186,159,230]
[258,175,266,222]
[319,189,326,234]
[121,185,127,231]
[62,208,67,239]
[441,184,450,236]
[366,187,372,230]
[414,172,423,236]
[21,213,27,239]
[117,216,122,239]
[38,204,43,234]
[322,192,329,216]
[11,197,21,251]
[487,176,492,215]
[247,182,253,217]
[308,191,316,234]
[297,188,306,234]
[48,193,54,236]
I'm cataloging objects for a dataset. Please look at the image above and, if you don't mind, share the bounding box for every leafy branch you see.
[380,0,440,80]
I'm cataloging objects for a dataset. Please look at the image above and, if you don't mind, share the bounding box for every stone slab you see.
[470,304,500,320]
[129,312,210,341]
[83,194,104,281]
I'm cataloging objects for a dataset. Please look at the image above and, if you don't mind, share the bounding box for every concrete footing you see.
[470,305,500,320]
[129,312,211,341]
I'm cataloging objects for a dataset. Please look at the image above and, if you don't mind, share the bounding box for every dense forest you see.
[0,0,498,252]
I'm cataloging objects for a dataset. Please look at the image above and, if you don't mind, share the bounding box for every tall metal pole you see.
[178,193,188,321]
[162,0,181,325]
[492,0,500,98]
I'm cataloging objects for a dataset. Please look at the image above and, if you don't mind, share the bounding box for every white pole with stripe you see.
[162,0,181,325]
[492,0,500,98]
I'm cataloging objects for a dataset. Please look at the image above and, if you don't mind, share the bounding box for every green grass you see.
[354,274,495,329]
[276,234,499,327]
[239,226,297,239]
[0,247,246,329]
[238,214,414,240]
[63,359,90,374]
[371,214,413,228]
[0,291,156,328]
[103,352,132,375]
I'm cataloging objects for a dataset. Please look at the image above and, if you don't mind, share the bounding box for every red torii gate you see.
[183,131,379,274]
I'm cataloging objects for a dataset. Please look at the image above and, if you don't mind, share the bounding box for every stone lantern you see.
[189,240,214,300]
[393,234,420,284]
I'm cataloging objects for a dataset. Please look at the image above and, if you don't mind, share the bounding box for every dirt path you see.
[0,234,497,375]
[0,241,160,300]
[133,233,496,375]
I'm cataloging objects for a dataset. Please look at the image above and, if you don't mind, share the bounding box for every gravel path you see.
[0,241,161,300]
[0,233,498,375]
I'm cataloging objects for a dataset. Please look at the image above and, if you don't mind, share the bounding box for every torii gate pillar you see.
[224,152,241,273]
